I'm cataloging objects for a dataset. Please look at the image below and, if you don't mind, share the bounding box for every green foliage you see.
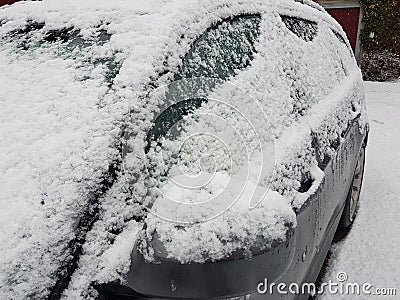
[360,0,400,53]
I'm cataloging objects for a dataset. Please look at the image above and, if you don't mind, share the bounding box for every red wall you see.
[0,0,20,6]
[326,7,361,51]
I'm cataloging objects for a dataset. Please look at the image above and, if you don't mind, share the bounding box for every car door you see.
[124,13,270,299]
[312,27,362,250]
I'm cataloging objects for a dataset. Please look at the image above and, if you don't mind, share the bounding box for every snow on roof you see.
[0,0,364,299]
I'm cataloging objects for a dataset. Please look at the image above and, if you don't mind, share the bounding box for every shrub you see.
[360,0,400,54]
[359,0,400,81]
[361,50,400,81]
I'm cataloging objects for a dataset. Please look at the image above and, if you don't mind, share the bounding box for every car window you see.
[331,28,354,57]
[280,15,318,42]
[147,14,261,150]
[293,0,325,12]
[2,22,119,87]
[176,14,261,81]
[329,28,355,76]
[7,20,44,36]
[5,21,111,49]
[332,29,347,46]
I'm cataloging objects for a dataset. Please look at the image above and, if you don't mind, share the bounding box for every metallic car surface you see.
[97,116,368,299]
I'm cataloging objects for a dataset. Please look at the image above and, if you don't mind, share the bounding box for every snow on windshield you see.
[0,0,366,299]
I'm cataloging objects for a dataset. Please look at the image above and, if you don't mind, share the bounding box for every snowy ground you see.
[320,81,400,299]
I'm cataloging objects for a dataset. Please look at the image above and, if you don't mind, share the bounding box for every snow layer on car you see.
[146,174,296,263]
[139,4,364,263]
[0,0,366,299]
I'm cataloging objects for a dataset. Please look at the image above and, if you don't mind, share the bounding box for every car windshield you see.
[2,22,120,86]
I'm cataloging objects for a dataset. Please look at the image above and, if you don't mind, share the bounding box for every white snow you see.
[147,173,296,263]
[0,0,371,299]
[319,81,400,299]
[137,2,363,266]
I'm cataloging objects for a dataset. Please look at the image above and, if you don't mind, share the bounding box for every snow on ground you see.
[320,81,400,299]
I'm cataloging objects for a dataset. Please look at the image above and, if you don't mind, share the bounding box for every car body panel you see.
[101,118,368,300]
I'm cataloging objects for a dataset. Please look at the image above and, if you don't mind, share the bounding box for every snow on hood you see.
[0,0,366,299]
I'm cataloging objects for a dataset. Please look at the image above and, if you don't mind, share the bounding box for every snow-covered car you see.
[0,0,368,300]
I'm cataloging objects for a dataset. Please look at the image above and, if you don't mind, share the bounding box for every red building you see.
[317,0,362,60]
[0,0,20,6]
